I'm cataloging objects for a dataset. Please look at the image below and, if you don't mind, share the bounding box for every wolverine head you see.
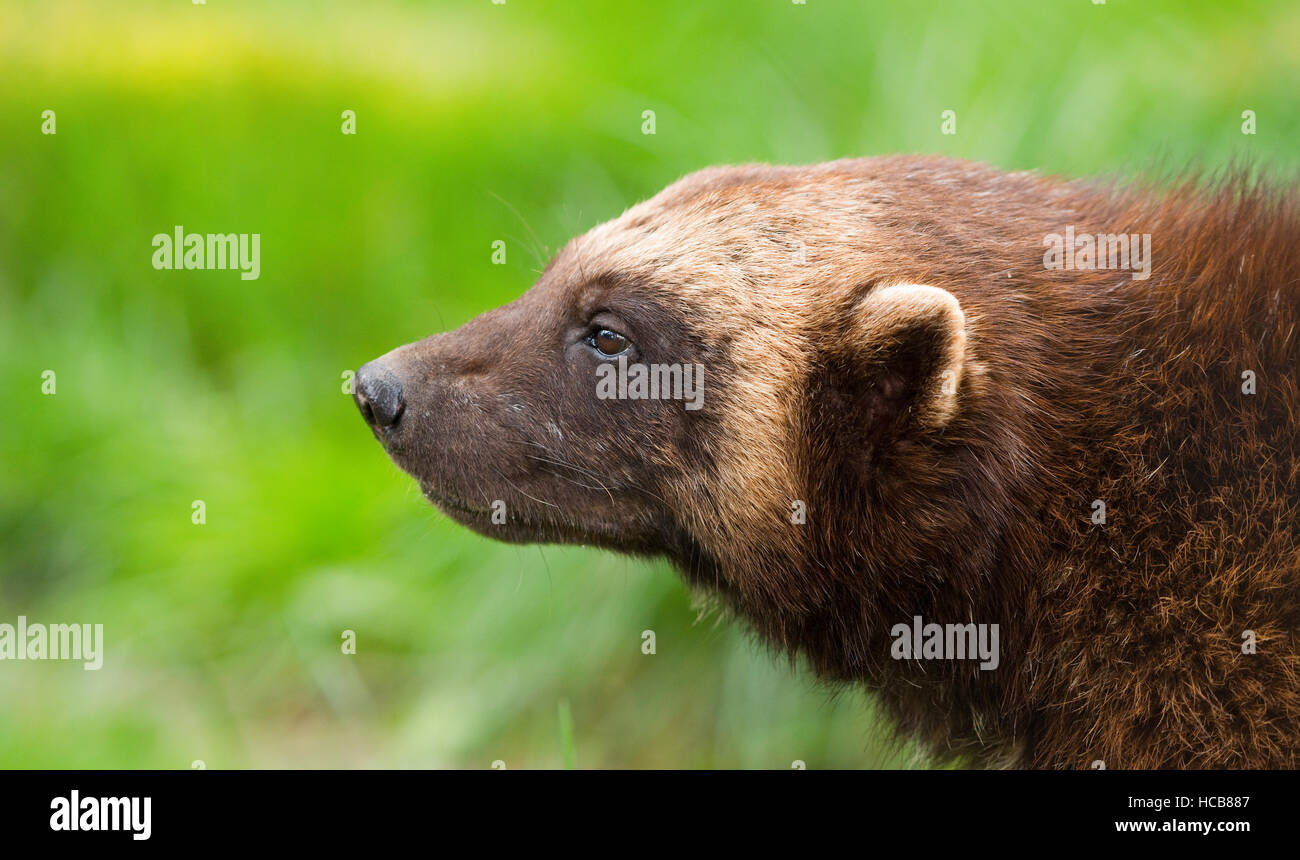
[355,157,1000,604]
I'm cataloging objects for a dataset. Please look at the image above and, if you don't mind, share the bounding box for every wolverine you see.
[353,156,1300,769]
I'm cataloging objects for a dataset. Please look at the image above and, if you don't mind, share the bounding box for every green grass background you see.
[0,0,1295,768]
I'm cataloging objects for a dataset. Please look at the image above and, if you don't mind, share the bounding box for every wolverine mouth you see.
[417,482,493,516]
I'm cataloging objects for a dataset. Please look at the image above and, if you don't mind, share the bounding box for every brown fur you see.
[356,156,1300,768]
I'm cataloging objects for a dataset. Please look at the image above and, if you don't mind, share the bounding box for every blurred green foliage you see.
[1,0,1295,768]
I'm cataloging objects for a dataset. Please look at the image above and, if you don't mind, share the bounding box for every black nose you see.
[354,361,405,430]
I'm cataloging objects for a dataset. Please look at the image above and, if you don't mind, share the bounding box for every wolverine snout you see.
[353,360,406,433]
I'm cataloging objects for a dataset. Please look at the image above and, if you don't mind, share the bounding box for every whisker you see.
[487,191,549,270]
[514,438,671,507]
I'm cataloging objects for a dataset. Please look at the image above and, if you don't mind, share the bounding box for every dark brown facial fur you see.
[356,268,721,560]
[355,156,1300,769]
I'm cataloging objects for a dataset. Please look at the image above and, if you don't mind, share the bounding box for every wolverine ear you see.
[843,283,968,434]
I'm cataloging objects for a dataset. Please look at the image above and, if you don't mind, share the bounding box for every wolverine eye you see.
[588,328,631,357]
